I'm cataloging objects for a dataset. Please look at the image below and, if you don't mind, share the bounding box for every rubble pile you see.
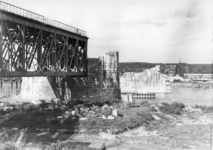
[54,102,118,121]
[1,98,212,136]
[0,99,119,123]
[0,101,15,111]
[128,101,152,108]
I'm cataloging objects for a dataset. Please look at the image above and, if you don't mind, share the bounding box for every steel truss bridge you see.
[0,1,88,77]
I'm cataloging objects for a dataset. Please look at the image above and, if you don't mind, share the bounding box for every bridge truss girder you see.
[0,11,88,77]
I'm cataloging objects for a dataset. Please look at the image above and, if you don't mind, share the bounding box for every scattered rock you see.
[112,109,118,117]
[80,117,88,120]
[1,102,11,107]
[63,114,69,119]
[128,102,140,107]
[183,106,202,113]
[176,123,183,126]
[71,111,75,116]
[141,101,150,107]
[152,114,161,120]
[37,132,49,136]
[65,111,71,114]
[60,105,67,110]
[102,104,109,110]
[89,141,106,149]
[102,106,113,117]
[57,116,63,119]
[52,98,60,104]
[107,115,114,120]
[102,115,107,119]
[51,132,59,138]
[38,129,46,132]
[3,106,13,111]
[58,129,68,133]
[99,132,117,140]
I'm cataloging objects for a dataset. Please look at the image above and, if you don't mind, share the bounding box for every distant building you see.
[164,64,176,76]
[163,63,189,78]
[175,63,185,78]
[184,73,213,82]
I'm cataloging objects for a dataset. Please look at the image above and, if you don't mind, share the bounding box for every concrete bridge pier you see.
[20,77,58,104]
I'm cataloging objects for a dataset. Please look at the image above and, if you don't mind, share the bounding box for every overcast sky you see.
[5,0,213,64]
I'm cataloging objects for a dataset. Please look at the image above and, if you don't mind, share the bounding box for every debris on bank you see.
[0,98,212,135]
[0,98,213,150]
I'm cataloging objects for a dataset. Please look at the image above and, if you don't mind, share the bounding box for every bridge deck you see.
[0,1,88,77]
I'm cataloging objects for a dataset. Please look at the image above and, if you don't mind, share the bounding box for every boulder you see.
[1,102,11,107]
[108,115,115,119]
[102,115,107,119]
[52,98,60,104]
[112,109,118,117]
[65,111,71,114]
[3,106,13,111]
[57,116,63,119]
[152,114,161,120]
[71,111,75,116]
[102,104,109,110]
[89,141,106,149]
[60,105,67,110]
[183,106,202,113]
[80,118,88,121]
[102,108,112,117]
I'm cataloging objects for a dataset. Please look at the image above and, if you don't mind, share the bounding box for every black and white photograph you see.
[0,0,212,149]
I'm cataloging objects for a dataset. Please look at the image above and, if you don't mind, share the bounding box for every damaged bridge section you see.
[0,1,88,77]
[48,51,121,103]
[120,66,171,99]
[19,51,120,103]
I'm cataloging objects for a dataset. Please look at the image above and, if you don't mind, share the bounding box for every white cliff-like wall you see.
[120,66,171,93]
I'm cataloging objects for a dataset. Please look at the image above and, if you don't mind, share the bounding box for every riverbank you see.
[171,82,213,89]
[0,100,212,150]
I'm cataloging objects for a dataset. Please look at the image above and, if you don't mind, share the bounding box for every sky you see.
[3,0,213,64]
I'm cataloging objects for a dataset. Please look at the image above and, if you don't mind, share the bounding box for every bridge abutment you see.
[17,51,120,104]
[20,77,57,104]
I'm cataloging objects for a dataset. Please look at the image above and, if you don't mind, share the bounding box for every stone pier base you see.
[20,77,57,104]
[14,51,120,104]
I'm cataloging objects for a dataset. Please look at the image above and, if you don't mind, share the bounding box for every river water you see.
[140,86,213,106]
[1,81,213,106]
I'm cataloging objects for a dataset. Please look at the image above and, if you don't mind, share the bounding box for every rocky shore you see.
[0,99,212,150]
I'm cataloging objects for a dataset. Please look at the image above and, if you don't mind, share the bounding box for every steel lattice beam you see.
[0,2,88,77]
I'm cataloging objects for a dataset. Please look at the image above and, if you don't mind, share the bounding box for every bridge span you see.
[0,1,88,77]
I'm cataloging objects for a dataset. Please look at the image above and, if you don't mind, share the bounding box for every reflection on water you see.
[136,87,213,106]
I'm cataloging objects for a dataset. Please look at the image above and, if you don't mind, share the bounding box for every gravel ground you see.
[19,111,212,150]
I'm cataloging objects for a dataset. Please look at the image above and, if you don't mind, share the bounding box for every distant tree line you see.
[118,62,213,75]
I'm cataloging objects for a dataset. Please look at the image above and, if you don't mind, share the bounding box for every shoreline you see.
[0,100,212,149]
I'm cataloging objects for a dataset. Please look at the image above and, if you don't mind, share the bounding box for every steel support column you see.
[0,21,2,71]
